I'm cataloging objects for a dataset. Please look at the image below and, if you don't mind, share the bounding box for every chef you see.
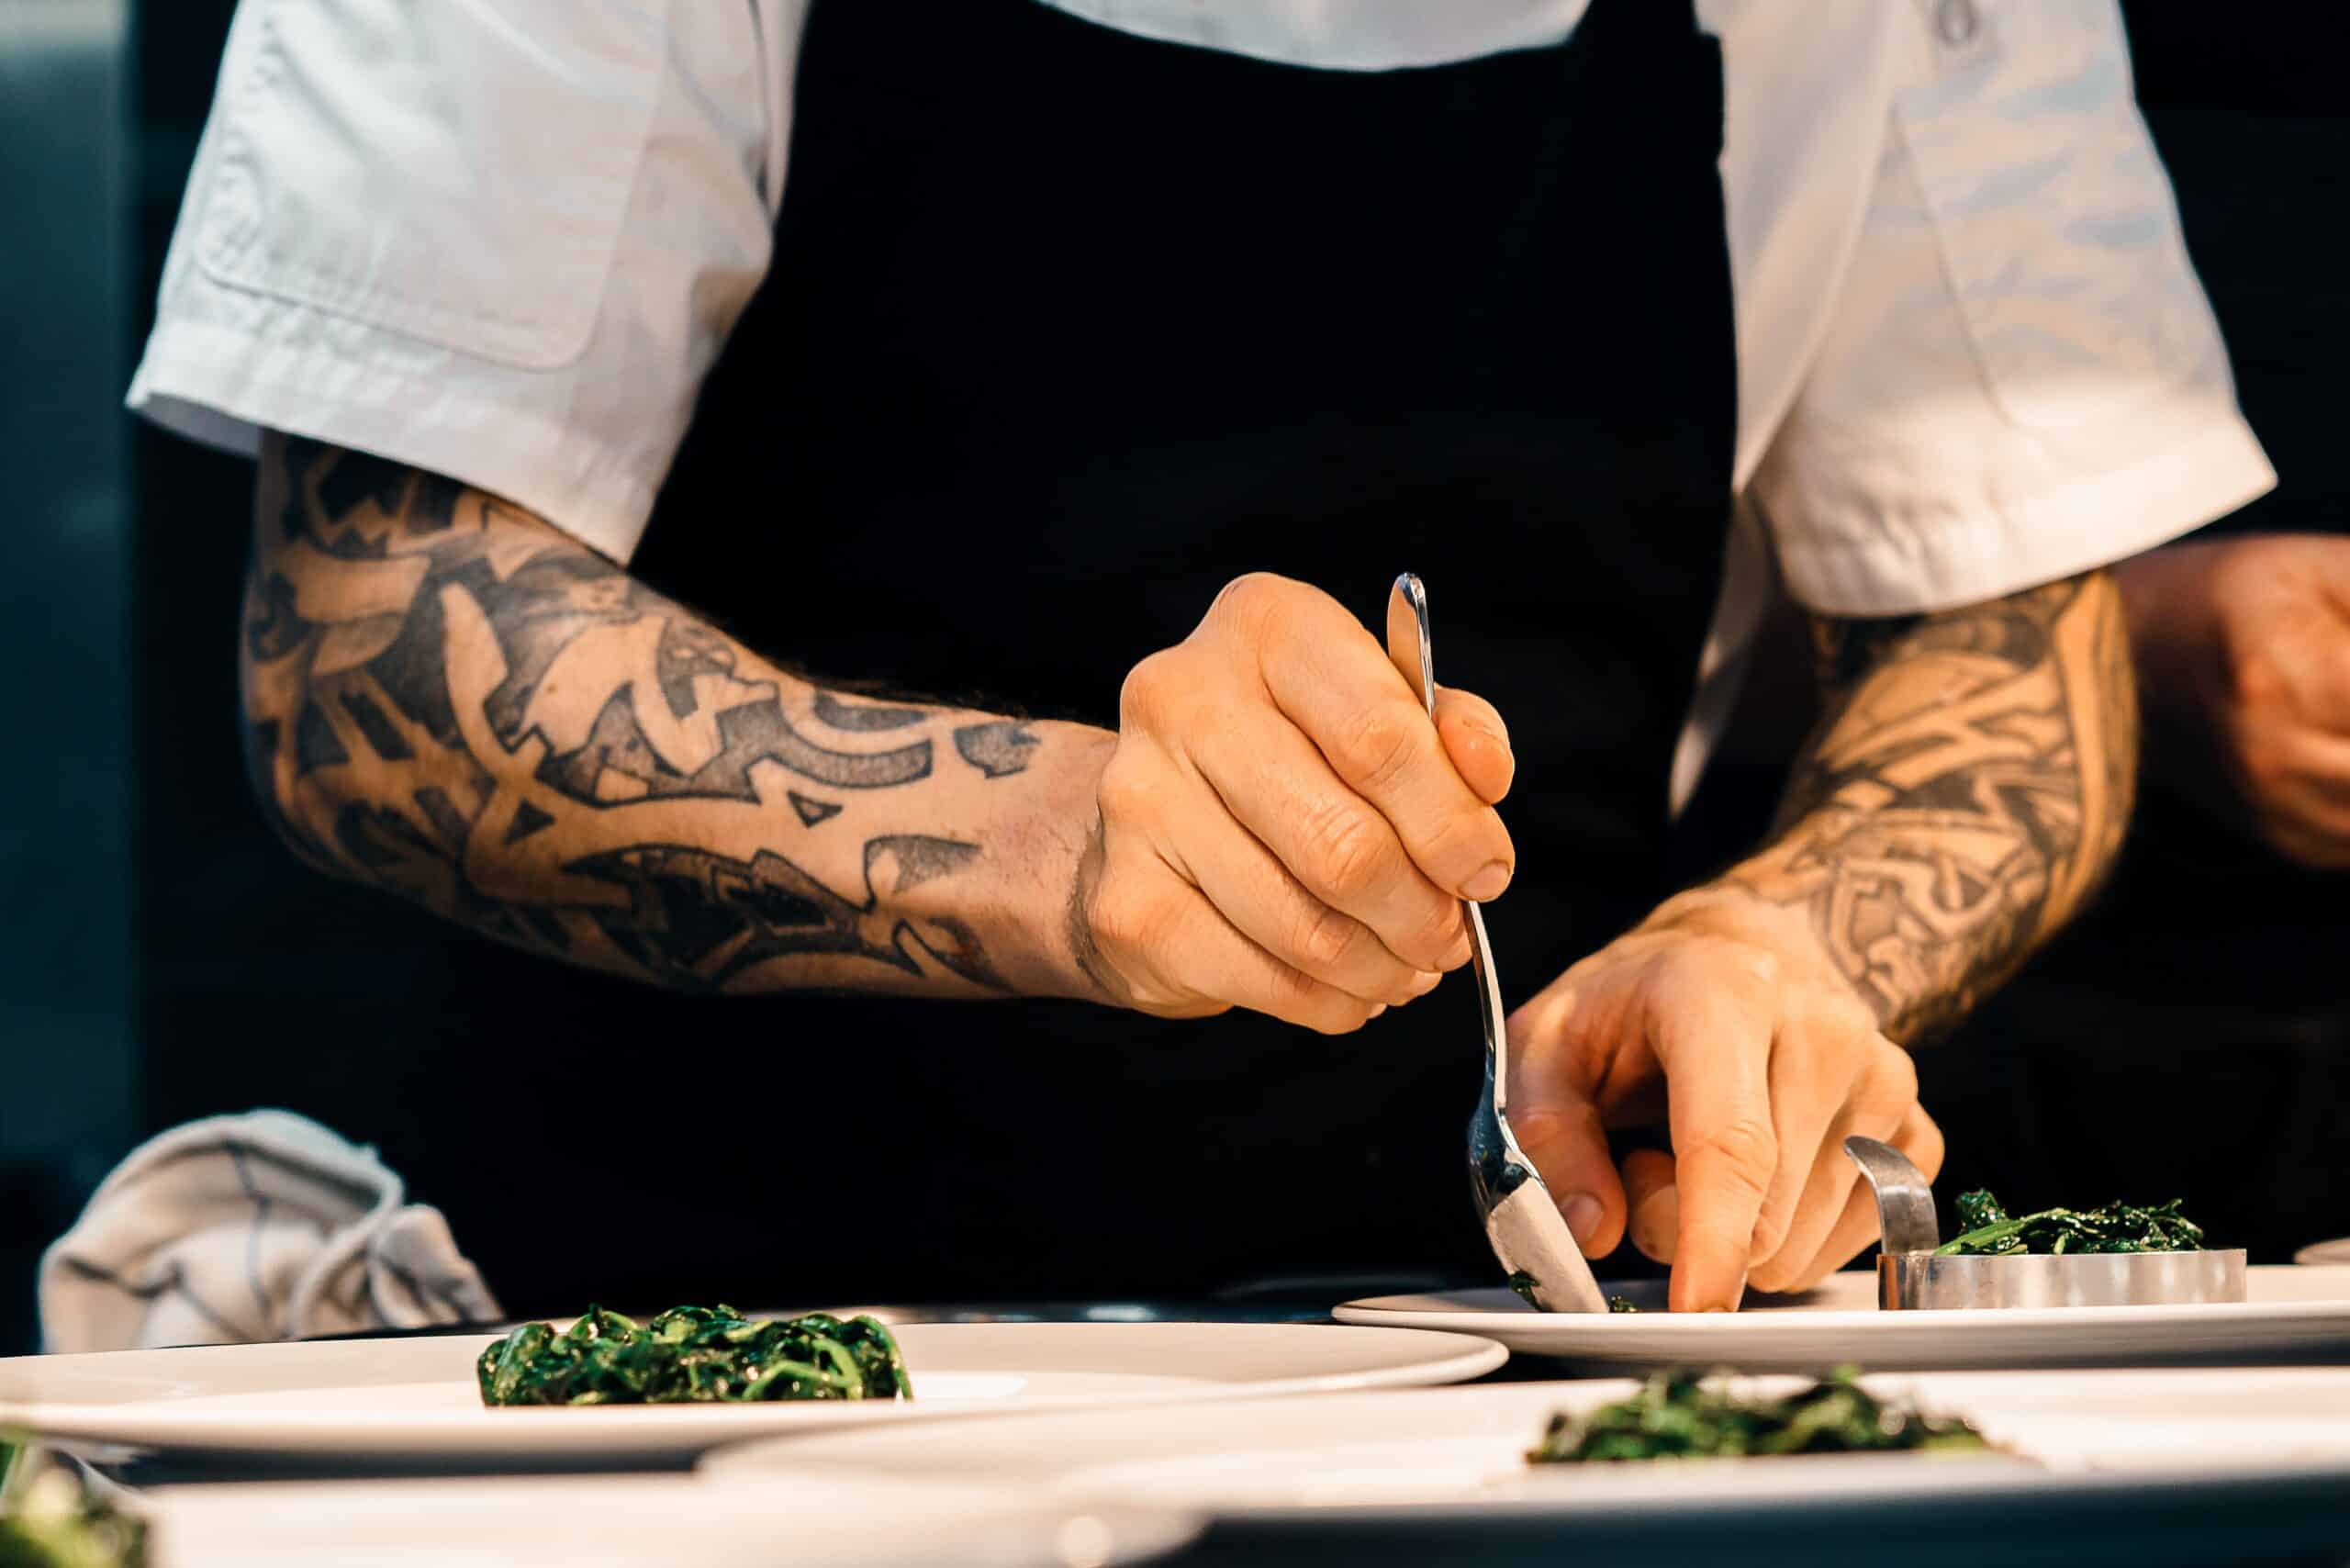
[129,0,2272,1314]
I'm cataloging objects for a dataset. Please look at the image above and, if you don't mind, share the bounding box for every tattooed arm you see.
[240,435,1507,1020]
[1726,569,2138,1043]
[241,433,1112,998]
[1503,570,2135,1310]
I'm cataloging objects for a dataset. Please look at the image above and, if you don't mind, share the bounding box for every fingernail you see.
[1408,969,1443,998]
[1368,1003,1388,1019]
[1630,1185,1680,1263]
[1561,1193,1605,1249]
[1460,861,1512,902]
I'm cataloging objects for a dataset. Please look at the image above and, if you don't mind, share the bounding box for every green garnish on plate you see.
[1507,1270,1639,1313]
[476,1305,912,1406]
[1527,1367,1990,1464]
[1,1436,146,1568]
[1935,1190,2205,1257]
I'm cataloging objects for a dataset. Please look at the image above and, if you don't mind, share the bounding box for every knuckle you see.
[1266,965,1364,1036]
[2230,646,2289,715]
[1088,878,1167,962]
[1117,652,1175,729]
[1865,1043,1920,1106]
[1291,901,1366,975]
[1684,1116,1778,1199]
[1332,701,1425,792]
[1403,895,1466,967]
[1304,802,1392,902]
[1209,571,1290,633]
[1094,752,1153,826]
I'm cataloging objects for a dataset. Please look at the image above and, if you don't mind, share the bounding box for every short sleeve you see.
[126,0,799,564]
[1753,0,2275,618]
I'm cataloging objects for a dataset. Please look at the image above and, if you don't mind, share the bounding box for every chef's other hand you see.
[2122,532,2350,869]
[1505,893,1942,1311]
[1074,572,1516,1032]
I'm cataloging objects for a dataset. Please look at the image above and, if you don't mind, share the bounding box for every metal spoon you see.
[1386,574,1607,1314]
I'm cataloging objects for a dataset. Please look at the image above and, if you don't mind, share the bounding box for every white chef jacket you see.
[127,0,2274,807]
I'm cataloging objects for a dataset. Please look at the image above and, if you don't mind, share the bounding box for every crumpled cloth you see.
[38,1110,502,1353]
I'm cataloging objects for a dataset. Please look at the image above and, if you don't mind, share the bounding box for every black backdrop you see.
[78,4,2349,1351]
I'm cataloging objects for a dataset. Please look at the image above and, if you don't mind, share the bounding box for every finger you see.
[1651,976,1778,1312]
[1620,1148,1679,1264]
[1246,587,1516,902]
[1745,1014,1849,1271]
[1772,1103,1945,1294]
[1187,706,1471,973]
[1748,1131,1868,1296]
[2253,730,2350,866]
[1749,1103,1888,1296]
[1087,839,1382,1036]
[1506,1042,1626,1256]
[1434,685,1515,805]
[1181,802,1441,1006]
[1749,1008,1908,1280]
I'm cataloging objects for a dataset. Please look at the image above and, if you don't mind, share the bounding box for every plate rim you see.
[1333,1265,2350,1336]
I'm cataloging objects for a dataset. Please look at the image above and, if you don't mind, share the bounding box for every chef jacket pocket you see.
[1891,28,2208,432]
[195,0,674,370]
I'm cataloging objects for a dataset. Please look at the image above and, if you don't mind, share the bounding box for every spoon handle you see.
[1388,575,1516,1122]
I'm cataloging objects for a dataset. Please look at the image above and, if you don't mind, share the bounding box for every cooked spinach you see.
[476,1305,912,1406]
[1935,1190,2205,1257]
[1527,1367,1989,1464]
[1506,1271,1639,1314]
[0,1437,145,1568]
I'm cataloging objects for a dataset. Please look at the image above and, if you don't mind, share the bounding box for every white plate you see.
[145,1473,1200,1568]
[0,1321,1503,1464]
[704,1369,2350,1546]
[1332,1264,2350,1371]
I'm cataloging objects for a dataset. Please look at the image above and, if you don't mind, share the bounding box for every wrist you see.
[1635,874,1858,1001]
[992,722,1122,1003]
[2115,542,2225,741]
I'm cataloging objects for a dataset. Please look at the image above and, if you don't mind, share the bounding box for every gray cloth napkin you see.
[38,1110,502,1353]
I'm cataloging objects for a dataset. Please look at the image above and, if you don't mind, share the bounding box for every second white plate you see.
[0,1320,1503,1465]
[148,1473,1201,1568]
[705,1368,2350,1546]
[1333,1265,2350,1371]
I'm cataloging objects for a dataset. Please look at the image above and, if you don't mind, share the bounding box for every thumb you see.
[1434,685,1516,804]
[1508,1090,1625,1259]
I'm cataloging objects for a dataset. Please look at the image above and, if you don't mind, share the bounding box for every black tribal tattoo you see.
[1730,572,2138,1044]
[240,439,1041,995]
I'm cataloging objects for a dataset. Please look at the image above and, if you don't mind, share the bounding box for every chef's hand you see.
[1505,891,1942,1311]
[1072,572,1515,1032]
[2121,532,2350,868]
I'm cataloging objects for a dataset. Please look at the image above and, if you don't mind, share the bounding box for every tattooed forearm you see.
[239,436,1104,998]
[1723,571,2138,1044]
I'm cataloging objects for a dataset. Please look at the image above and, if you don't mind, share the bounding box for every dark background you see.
[2,5,2343,1353]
